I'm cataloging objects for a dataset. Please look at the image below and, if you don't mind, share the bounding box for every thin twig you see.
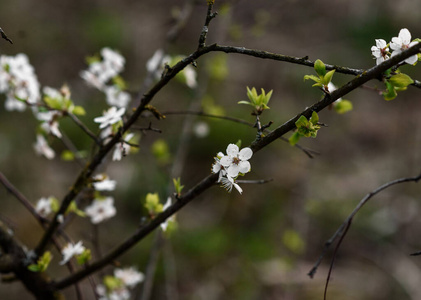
[65,112,102,146]
[235,179,273,184]
[307,172,421,298]
[163,110,319,158]
[0,27,13,44]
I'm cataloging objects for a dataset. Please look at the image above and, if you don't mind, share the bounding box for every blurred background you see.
[1,0,421,299]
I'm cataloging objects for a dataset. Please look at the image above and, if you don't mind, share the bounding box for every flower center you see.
[233,157,240,165]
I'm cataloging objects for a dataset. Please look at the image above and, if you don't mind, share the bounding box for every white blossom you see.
[220,176,243,194]
[112,133,134,161]
[92,174,117,191]
[60,241,85,265]
[371,39,390,65]
[211,152,226,182]
[114,267,144,288]
[85,197,116,224]
[104,86,131,108]
[37,111,62,138]
[101,48,125,74]
[390,28,419,65]
[33,134,55,159]
[219,144,253,178]
[183,65,198,88]
[160,197,175,232]
[0,53,40,111]
[35,197,53,217]
[94,107,125,129]
[146,49,165,74]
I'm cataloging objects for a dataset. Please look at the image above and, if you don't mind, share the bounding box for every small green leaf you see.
[173,177,184,196]
[334,100,353,114]
[151,139,171,164]
[289,132,301,146]
[314,59,326,77]
[383,81,398,101]
[295,115,309,128]
[76,249,91,265]
[72,106,86,116]
[237,100,254,106]
[303,75,321,83]
[389,73,414,88]
[282,229,305,254]
[310,111,319,124]
[321,69,335,85]
[28,264,40,272]
[61,150,75,161]
[145,193,163,215]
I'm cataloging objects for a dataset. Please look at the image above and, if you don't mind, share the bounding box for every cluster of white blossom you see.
[371,28,419,65]
[60,241,85,265]
[212,143,253,194]
[0,53,40,111]
[96,267,144,300]
[81,47,131,108]
[85,174,117,224]
[146,49,197,89]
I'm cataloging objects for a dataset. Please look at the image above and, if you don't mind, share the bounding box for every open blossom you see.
[219,144,253,178]
[160,197,176,232]
[85,197,116,224]
[114,267,144,288]
[0,53,40,111]
[104,86,131,108]
[33,134,55,159]
[92,174,117,191]
[220,176,243,194]
[96,284,130,300]
[371,39,390,65]
[113,133,134,161]
[94,106,125,129]
[390,28,419,65]
[35,197,53,217]
[60,241,85,265]
[37,111,62,138]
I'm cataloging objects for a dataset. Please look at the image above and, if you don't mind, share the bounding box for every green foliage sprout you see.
[289,111,321,146]
[238,87,272,114]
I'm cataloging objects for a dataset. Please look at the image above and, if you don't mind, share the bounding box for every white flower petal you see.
[238,161,251,174]
[399,28,411,44]
[220,156,232,167]
[227,165,240,178]
[226,144,239,157]
[239,147,253,160]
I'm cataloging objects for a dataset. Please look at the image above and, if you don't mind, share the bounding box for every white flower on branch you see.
[160,197,176,232]
[33,134,55,160]
[85,197,116,224]
[104,86,131,108]
[37,111,62,138]
[219,144,252,178]
[35,197,53,217]
[96,284,130,300]
[220,176,243,194]
[94,106,125,129]
[60,241,85,265]
[114,267,144,288]
[113,133,135,161]
[390,28,419,65]
[0,53,40,111]
[371,39,390,65]
[92,174,117,191]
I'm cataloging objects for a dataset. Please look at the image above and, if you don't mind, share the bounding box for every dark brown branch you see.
[65,112,101,146]
[0,172,47,225]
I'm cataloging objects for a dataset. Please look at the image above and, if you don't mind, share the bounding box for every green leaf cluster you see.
[28,251,52,273]
[76,249,91,265]
[304,59,335,91]
[238,87,272,114]
[173,177,184,196]
[42,85,85,116]
[144,193,163,216]
[383,73,414,101]
[151,139,171,164]
[289,111,321,146]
